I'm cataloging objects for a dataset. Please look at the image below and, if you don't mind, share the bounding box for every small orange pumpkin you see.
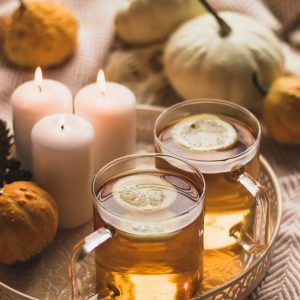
[0,181,58,264]
[263,76,300,145]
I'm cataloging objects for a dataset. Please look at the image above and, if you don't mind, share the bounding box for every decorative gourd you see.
[0,181,58,265]
[263,76,300,145]
[115,0,204,45]
[163,1,284,112]
[3,0,78,68]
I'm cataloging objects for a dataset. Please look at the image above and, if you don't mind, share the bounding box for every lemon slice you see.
[173,114,238,152]
[112,174,177,213]
[119,211,181,242]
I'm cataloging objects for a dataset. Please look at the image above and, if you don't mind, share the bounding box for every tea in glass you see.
[92,154,205,300]
[154,100,269,251]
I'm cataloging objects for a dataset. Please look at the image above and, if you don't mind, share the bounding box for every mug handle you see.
[68,227,112,300]
[229,167,270,253]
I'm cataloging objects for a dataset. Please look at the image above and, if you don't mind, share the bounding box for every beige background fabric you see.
[0,1,299,299]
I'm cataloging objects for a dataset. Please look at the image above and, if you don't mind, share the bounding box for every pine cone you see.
[0,119,31,186]
[0,120,13,158]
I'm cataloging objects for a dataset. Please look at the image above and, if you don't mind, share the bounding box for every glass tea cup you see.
[69,153,206,300]
[154,99,269,252]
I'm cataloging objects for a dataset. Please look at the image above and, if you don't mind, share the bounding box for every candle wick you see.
[61,124,64,131]
[37,84,42,92]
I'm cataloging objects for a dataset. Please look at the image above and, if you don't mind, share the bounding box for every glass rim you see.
[153,98,261,164]
[92,152,206,224]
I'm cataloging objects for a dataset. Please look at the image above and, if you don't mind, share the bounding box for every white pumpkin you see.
[115,0,204,45]
[163,11,284,112]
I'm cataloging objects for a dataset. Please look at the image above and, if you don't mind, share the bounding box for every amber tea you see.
[92,155,205,300]
[154,100,269,251]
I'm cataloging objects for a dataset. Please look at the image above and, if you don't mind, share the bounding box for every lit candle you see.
[11,67,73,170]
[74,70,136,172]
[31,114,95,229]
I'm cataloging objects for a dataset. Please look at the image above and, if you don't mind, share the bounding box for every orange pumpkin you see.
[0,181,58,264]
[263,76,300,145]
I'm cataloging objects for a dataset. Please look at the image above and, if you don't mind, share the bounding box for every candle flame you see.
[184,282,189,291]
[34,67,43,92]
[59,116,65,131]
[97,69,106,96]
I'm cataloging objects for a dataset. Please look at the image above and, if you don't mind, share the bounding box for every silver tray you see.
[0,105,282,300]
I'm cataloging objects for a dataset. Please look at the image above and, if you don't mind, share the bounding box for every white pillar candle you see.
[11,67,73,170]
[74,70,136,172]
[31,114,95,229]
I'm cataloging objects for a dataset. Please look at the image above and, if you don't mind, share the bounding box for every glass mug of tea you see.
[154,99,269,252]
[69,153,206,300]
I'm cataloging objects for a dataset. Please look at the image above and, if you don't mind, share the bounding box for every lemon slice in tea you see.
[173,114,238,152]
[112,174,177,213]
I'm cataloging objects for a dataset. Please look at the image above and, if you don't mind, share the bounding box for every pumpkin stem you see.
[252,73,269,96]
[18,0,27,9]
[199,0,232,37]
